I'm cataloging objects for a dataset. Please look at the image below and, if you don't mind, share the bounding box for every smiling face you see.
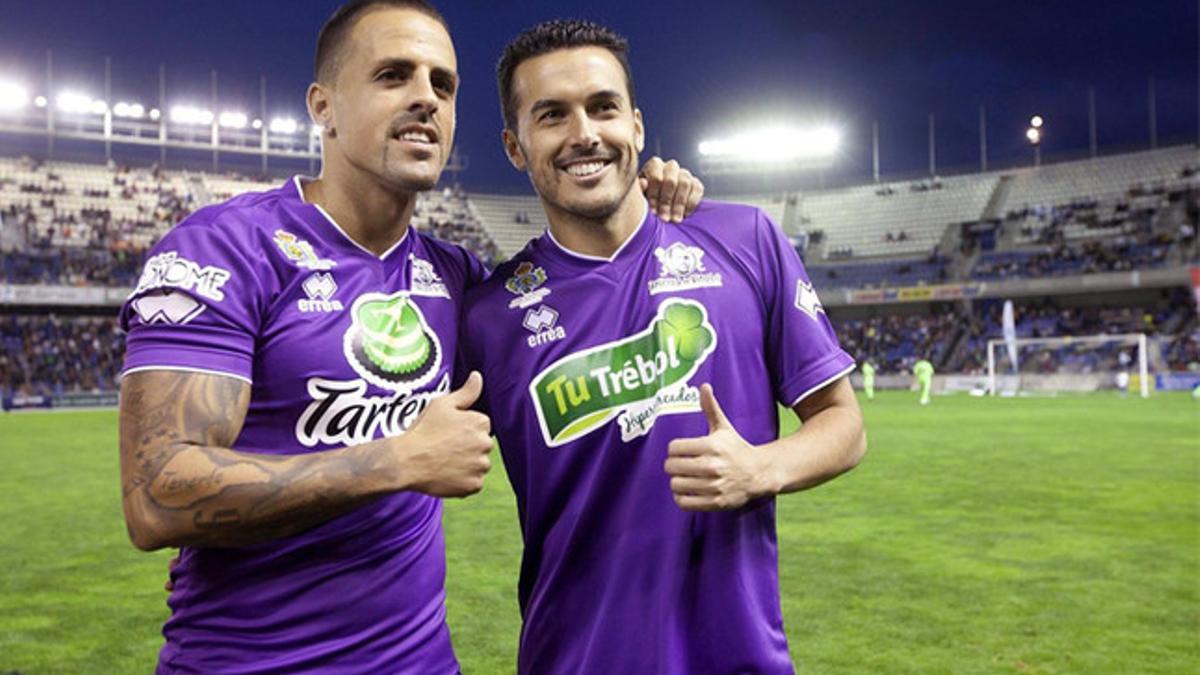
[309,7,457,194]
[503,46,644,221]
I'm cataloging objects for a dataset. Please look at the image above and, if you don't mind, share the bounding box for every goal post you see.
[986,333,1150,398]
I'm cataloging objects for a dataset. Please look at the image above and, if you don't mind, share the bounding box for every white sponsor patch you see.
[648,242,723,295]
[794,280,825,320]
[133,251,231,301]
[274,230,337,270]
[131,289,206,325]
[409,256,450,299]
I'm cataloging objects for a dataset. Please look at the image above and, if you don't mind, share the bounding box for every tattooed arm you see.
[119,369,492,550]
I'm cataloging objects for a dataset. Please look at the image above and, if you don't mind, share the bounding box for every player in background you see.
[461,19,866,674]
[861,359,876,400]
[913,358,934,405]
[118,2,702,672]
[1116,350,1132,396]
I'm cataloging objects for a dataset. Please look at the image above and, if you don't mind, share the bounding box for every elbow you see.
[123,494,174,552]
[845,427,868,472]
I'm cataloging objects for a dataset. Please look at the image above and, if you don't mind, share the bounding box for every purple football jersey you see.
[120,177,485,674]
[461,201,854,674]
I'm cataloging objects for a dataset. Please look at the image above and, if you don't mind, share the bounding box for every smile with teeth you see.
[397,130,434,144]
[563,160,610,177]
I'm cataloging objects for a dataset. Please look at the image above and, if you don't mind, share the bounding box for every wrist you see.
[751,444,783,499]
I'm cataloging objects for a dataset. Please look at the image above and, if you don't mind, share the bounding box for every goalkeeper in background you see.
[913,358,934,405]
[861,359,876,400]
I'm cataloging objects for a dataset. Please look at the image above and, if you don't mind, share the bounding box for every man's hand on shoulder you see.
[639,157,704,223]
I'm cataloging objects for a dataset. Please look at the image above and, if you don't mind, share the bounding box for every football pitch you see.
[0,392,1196,674]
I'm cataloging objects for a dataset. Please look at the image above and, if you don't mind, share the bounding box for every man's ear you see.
[633,108,645,154]
[502,128,527,171]
[307,82,334,138]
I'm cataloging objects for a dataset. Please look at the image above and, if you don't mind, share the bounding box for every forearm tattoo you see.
[119,371,386,548]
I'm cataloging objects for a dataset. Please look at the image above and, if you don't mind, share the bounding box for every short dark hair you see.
[314,0,448,84]
[496,19,635,132]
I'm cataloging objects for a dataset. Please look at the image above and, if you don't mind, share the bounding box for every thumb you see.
[699,383,730,432]
[448,371,483,409]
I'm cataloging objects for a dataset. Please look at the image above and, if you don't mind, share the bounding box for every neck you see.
[301,162,417,257]
[544,190,648,259]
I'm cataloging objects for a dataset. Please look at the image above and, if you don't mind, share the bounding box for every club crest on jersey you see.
[794,280,825,320]
[506,261,552,309]
[529,298,718,447]
[409,255,450,299]
[274,230,337,270]
[298,273,343,313]
[523,304,567,348]
[648,242,723,295]
[342,291,442,391]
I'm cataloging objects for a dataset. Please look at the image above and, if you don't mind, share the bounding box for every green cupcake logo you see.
[343,291,442,390]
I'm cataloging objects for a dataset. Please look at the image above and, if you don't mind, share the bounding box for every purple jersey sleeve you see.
[752,209,855,405]
[119,212,265,383]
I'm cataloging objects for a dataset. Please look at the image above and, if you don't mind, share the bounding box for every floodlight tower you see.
[1026,115,1044,167]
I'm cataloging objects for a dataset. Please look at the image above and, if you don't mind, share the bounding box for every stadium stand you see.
[1,145,1197,398]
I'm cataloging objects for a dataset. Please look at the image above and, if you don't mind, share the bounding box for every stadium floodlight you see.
[269,116,298,134]
[112,101,146,119]
[170,105,214,126]
[34,95,47,108]
[251,118,263,130]
[56,91,98,114]
[219,111,248,129]
[1030,115,1044,129]
[0,81,29,111]
[1025,127,1042,144]
[148,107,161,121]
[310,124,323,137]
[698,125,840,164]
[90,99,109,115]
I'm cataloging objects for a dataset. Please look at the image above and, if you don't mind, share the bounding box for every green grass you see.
[1,392,1197,673]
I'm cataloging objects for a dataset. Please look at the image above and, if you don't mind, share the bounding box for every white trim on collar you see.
[292,175,410,260]
[545,198,651,263]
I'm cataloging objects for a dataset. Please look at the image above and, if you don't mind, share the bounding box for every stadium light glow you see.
[56,91,100,115]
[697,125,840,163]
[148,107,161,121]
[0,81,30,111]
[34,95,47,108]
[1030,115,1044,129]
[310,124,323,137]
[170,105,214,126]
[89,99,109,115]
[112,101,145,119]
[269,116,298,134]
[1025,127,1042,144]
[218,111,248,129]
[251,118,263,130]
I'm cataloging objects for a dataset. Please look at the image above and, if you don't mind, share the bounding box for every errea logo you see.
[298,273,343,313]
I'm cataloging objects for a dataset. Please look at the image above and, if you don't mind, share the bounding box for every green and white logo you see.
[343,291,442,391]
[529,298,718,447]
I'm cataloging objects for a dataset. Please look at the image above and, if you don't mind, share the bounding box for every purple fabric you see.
[462,201,854,674]
[121,177,485,674]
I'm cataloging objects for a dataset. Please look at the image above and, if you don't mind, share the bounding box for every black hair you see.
[496,19,635,131]
[315,0,447,83]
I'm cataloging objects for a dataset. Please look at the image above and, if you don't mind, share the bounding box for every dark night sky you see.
[0,0,1195,192]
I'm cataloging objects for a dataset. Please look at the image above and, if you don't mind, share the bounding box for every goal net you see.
[986,333,1151,398]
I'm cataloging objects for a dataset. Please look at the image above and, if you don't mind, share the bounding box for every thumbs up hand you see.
[664,384,775,511]
[400,371,494,498]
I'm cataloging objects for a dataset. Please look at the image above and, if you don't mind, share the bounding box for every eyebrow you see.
[528,89,625,116]
[371,58,459,88]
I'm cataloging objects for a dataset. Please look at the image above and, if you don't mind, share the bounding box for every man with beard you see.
[118,2,701,672]
[461,20,867,674]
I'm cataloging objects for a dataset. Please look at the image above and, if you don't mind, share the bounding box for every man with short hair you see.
[118,2,700,672]
[462,19,867,673]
